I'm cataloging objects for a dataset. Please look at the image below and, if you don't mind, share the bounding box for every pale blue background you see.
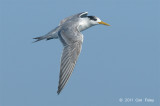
[0,0,159,106]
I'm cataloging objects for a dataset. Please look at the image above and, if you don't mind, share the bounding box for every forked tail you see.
[33,35,54,43]
[33,26,60,43]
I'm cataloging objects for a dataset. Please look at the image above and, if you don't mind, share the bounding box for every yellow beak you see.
[98,21,110,26]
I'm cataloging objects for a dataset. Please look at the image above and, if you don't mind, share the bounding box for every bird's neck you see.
[78,18,93,32]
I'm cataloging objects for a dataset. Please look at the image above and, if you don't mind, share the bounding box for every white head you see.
[87,16,110,26]
[78,15,110,31]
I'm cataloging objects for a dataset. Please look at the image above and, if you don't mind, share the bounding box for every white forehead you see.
[96,17,101,22]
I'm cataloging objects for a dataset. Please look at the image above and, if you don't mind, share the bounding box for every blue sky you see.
[0,0,159,106]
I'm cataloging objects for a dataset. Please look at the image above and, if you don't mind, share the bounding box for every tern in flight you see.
[33,12,110,94]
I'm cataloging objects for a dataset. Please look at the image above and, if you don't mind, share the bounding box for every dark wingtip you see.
[57,90,60,95]
[57,86,63,95]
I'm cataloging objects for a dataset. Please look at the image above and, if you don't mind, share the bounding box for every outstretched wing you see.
[57,29,83,94]
[59,12,88,25]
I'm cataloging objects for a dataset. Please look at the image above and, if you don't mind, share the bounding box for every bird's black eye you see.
[87,16,97,21]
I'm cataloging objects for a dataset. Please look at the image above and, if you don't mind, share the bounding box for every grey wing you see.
[57,42,82,94]
[59,12,88,25]
[57,30,83,94]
